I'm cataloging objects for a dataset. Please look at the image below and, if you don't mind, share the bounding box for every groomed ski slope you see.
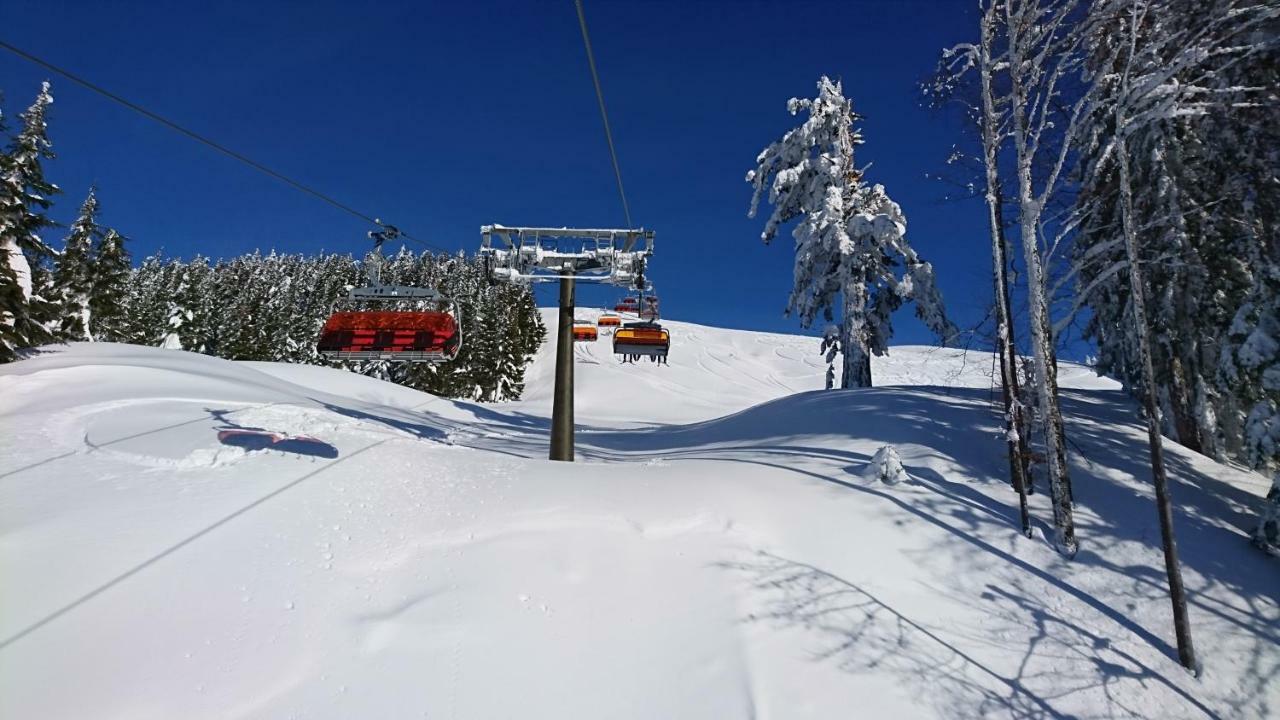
[0,310,1275,719]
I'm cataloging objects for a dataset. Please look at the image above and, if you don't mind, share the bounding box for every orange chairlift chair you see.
[613,321,669,365]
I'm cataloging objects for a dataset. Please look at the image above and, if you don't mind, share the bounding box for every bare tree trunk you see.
[1045,340,1074,505]
[1116,131,1197,671]
[1169,355,1204,454]
[1006,0,1078,557]
[978,0,1032,536]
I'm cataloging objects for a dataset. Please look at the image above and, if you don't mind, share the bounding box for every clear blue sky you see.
[1,0,1010,349]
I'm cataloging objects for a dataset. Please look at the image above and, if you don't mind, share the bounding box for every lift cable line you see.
[0,39,450,256]
[573,0,634,230]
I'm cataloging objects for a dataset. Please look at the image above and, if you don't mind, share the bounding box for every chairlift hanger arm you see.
[480,223,654,290]
[348,285,448,301]
[481,225,654,253]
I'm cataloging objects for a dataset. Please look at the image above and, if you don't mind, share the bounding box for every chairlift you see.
[316,225,462,363]
[597,313,622,327]
[573,322,599,342]
[613,321,669,365]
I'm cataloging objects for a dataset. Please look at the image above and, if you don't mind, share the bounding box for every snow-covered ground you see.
[1,310,1276,719]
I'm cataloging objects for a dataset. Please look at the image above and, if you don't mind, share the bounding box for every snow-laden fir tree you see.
[54,188,103,341]
[1075,0,1278,462]
[0,82,61,358]
[1071,0,1280,557]
[1222,265,1280,554]
[90,229,131,342]
[0,96,24,361]
[747,76,955,388]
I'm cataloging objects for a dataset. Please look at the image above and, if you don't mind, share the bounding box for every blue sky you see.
[1,0,1011,349]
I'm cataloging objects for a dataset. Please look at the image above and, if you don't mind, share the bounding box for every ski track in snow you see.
[0,316,1276,720]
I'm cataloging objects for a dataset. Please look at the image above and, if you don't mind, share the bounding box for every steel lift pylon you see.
[479,225,654,461]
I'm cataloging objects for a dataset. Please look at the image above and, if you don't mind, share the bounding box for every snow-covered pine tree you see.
[1071,0,1279,558]
[1065,0,1277,663]
[747,76,955,388]
[54,188,103,341]
[89,229,130,342]
[0,82,61,358]
[161,256,217,353]
[1074,0,1277,467]
[118,253,170,345]
[505,277,546,400]
[1222,266,1280,555]
[0,95,26,362]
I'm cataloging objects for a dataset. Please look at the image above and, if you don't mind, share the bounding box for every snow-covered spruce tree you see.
[0,96,25,362]
[0,82,61,358]
[118,253,170,345]
[1074,0,1278,465]
[90,229,131,342]
[505,278,546,400]
[54,188,103,341]
[1224,267,1280,555]
[747,76,956,388]
[161,256,217,353]
[1072,0,1279,559]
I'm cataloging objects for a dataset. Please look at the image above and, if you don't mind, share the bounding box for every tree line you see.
[129,249,544,401]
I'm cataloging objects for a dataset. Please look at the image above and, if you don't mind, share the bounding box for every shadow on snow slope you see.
[428,381,1280,716]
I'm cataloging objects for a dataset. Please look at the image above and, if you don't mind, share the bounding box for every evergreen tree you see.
[0,95,24,361]
[747,76,955,388]
[0,82,60,356]
[119,253,169,345]
[1068,0,1278,556]
[54,188,102,340]
[90,229,131,342]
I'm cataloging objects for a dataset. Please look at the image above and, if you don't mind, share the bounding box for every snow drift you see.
[0,313,1275,719]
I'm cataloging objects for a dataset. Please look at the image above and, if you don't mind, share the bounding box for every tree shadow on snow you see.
[720,551,1224,719]
[576,386,1279,652]
[569,384,1277,715]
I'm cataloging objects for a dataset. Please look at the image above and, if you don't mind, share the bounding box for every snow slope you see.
[1,314,1276,719]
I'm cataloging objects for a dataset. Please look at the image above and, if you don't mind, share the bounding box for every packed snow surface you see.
[1,310,1276,719]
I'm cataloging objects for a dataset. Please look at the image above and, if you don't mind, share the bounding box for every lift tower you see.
[480,225,654,461]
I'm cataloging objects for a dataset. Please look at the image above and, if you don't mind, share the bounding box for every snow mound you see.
[0,326,1275,720]
[863,444,909,484]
